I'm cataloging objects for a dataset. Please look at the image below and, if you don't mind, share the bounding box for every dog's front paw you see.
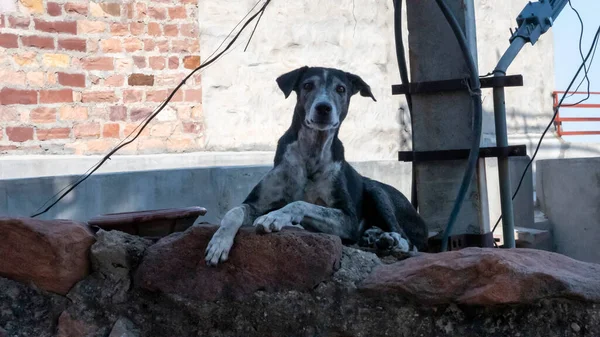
[253,211,298,233]
[376,232,410,253]
[205,230,234,266]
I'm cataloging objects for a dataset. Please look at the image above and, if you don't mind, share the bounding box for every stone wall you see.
[0,0,204,155]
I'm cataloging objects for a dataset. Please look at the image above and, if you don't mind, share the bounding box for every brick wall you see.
[0,0,204,155]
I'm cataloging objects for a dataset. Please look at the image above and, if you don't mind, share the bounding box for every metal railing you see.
[553,91,600,137]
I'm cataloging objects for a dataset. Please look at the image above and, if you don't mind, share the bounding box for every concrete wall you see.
[536,157,600,263]
[197,0,556,161]
[0,160,411,224]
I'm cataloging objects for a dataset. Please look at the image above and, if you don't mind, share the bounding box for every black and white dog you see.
[205,66,428,266]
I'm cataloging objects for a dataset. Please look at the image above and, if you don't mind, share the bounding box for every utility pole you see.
[404,0,490,243]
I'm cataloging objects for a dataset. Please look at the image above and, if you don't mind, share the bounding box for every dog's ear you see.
[346,72,377,102]
[276,66,309,98]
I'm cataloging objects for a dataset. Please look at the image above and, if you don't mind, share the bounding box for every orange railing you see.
[553,91,600,137]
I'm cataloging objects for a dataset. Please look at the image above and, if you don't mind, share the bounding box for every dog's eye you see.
[336,85,346,93]
[303,82,314,91]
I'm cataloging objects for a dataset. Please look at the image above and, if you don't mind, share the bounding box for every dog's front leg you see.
[205,204,253,266]
[253,201,356,241]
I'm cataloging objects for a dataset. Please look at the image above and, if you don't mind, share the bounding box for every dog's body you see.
[205,66,428,266]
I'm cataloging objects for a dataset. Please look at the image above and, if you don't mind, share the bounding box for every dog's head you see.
[276,66,376,131]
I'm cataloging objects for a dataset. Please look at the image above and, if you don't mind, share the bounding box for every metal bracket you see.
[398,145,527,162]
[392,75,523,95]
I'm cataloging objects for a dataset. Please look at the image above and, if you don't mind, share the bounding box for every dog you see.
[205,66,428,266]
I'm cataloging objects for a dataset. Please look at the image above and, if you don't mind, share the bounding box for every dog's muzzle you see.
[307,101,338,130]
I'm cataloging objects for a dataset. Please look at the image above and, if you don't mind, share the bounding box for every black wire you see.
[244,6,265,52]
[434,0,483,252]
[491,24,600,238]
[565,0,590,99]
[30,0,272,218]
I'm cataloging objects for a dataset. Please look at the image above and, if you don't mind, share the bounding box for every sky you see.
[552,0,600,142]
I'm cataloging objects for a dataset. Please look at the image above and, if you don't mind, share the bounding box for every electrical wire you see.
[434,0,483,252]
[565,0,590,100]
[30,0,272,218]
[491,23,600,239]
[392,0,418,210]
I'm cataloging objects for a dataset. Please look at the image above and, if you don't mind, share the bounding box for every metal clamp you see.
[392,75,523,96]
[398,145,527,162]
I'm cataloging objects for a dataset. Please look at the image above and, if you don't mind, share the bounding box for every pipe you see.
[393,0,418,210]
[492,36,526,248]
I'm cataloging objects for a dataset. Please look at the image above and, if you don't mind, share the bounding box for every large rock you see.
[360,247,600,305]
[0,217,95,295]
[135,225,342,301]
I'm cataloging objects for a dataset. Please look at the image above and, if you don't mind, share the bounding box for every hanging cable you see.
[433,0,483,252]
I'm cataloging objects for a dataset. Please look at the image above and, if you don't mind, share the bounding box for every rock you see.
[0,276,67,337]
[135,225,342,301]
[56,311,104,337]
[360,247,600,305]
[0,217,95,295]
[90,230,152,303]
[571,322,581,332]
[333,246,381,287]
[108,318,140,337]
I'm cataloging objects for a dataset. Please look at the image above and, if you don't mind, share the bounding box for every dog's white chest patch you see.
[303,162,341,207]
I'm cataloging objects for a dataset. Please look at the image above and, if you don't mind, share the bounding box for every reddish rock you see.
[57,311,100,337]
[359,247,600,306]
[135,225,342,301]
[0,217,95,295]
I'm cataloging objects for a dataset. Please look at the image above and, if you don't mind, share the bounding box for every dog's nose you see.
[315,103,332,116]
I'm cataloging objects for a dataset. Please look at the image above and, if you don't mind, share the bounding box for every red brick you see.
[109,106,127,121]
[164,24,178,37]
[81,57,114,70]
[149,56,165,70]
[183,56,200,69]
[128,74,154,86]
[125,3,134,19]
[81,91,117,103]
[133,56,146,69]
[146,90,167,102]
[65,3,88,15]
[21,35,55,50]
[101,38,122,53]
[6,127,34,142]
[157,40,169,53]
[180,23,197,38]
[183,122,203,134]
[102,123,120,138]
[30,107,57,123]
[148,7,166,20]
[172,39,199,53]
[98,3,121,16]
[0,34,19,48]
[40,89,73,104]
[148,22,161,36]
[104,75,124,87]
[123,90,143,103]
[168,6,186,19]
[143,39,155,51]
[130,108,153,122]
[34,19,77,35]
[111,23,128,36]
[123,38,143,53]
[58,38,86,52]
[47,2,62,16]
[74,123,100,138]
[0,89,37,105]
[184,89,202,103]
[58,72,85,87]
[130,22,144,35]
[168,56,179,69]
[8,16,30,29]
[135,3,147,19]
[59,106,88,120]
[37,127,70,140]
[0,15,4,28]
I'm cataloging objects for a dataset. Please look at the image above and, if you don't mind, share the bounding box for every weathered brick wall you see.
[0,0,203,155]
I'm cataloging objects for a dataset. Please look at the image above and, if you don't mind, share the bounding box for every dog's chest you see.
[281,141,341,207]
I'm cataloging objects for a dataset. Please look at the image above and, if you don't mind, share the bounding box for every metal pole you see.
[492,37,526,248]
